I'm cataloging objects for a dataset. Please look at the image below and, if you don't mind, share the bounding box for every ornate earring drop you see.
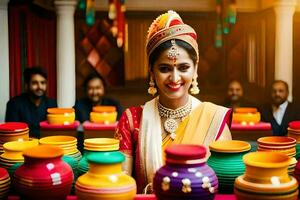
[190,77,200,95]
[148,77,157,96]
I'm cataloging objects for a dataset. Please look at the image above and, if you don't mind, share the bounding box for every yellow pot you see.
[90,112,117,124]
[1,139,39,160]
[47,112,75,125]
[39,136,79,155]
[243,152,291,184]
[76,151,136,200]
[232,112,261,124]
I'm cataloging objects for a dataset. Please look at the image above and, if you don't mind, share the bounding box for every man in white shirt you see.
[260,80,300,136]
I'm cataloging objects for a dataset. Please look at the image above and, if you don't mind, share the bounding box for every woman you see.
[115,10,232,193]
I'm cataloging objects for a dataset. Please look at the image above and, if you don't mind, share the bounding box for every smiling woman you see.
[115,10,233,193]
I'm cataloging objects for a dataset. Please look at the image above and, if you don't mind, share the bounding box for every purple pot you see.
[153,145,218,200]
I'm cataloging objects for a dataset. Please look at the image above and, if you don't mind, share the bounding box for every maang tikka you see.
[167,40,180,66]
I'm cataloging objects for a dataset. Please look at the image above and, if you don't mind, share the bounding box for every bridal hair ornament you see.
[146,10,200,95]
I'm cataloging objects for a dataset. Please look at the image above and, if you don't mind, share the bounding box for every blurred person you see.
[260,80,300,136]
[223,80,253,111]
[74,73,122,123]
[5,67,57,137]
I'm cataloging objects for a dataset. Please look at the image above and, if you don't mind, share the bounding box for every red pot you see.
[13,145,73,200]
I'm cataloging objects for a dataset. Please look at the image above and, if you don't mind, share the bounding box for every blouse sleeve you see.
[115,109,134,175]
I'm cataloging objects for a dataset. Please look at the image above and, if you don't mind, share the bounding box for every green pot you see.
[208,150,249,193]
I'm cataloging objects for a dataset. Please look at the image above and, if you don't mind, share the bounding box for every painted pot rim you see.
[23,145,63,159]
[289,121,300,130]
[234,107,258,113]
[92,106,117,113]
[3,139,38,152]
[47,108,75,114]
[0,122,28,132]
[165,144,207,161]
[39,135,77,145]
[243,152,290,168]
[257,136,296,146]
[209,140,251,153]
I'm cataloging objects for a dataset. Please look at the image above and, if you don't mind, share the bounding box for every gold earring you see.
[190,78,200,95]
[148,77,157,96]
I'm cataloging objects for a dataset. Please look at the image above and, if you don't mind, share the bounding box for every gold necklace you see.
[158,99,192,140]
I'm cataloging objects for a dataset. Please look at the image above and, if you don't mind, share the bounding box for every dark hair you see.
[23,66,48,84]
[148,39,198,70]
[83,73,107,90]
[272,80,289,92]
[227,79,243,87]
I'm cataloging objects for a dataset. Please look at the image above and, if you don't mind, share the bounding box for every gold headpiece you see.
[146,10,199,61]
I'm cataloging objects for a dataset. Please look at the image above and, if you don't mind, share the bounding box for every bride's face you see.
[151,45,195,102]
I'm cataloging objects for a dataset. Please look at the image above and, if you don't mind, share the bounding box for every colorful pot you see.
[0,139,39,178]
[154,144,217,200]
[234,151,298,200]
[39,135,81,161]
[207,140,250,193]
[90,106,118,124]
[47,108,75,125]
[232,108,260,125]
[0,122,30,154]
[13,145,74,200]
[78,138,120,176]
[257,136,297,174]
[75,151,136,200]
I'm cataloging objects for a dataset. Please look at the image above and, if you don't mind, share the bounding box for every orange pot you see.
[243,152,291,184]
[232,112,261,124]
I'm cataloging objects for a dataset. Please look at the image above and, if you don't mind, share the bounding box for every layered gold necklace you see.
[158,99,192,140]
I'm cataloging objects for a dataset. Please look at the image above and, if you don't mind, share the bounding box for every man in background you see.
[260,80,300,136]
[223,80,253,111]
[5,67,57,137]
[74,73,122,123]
